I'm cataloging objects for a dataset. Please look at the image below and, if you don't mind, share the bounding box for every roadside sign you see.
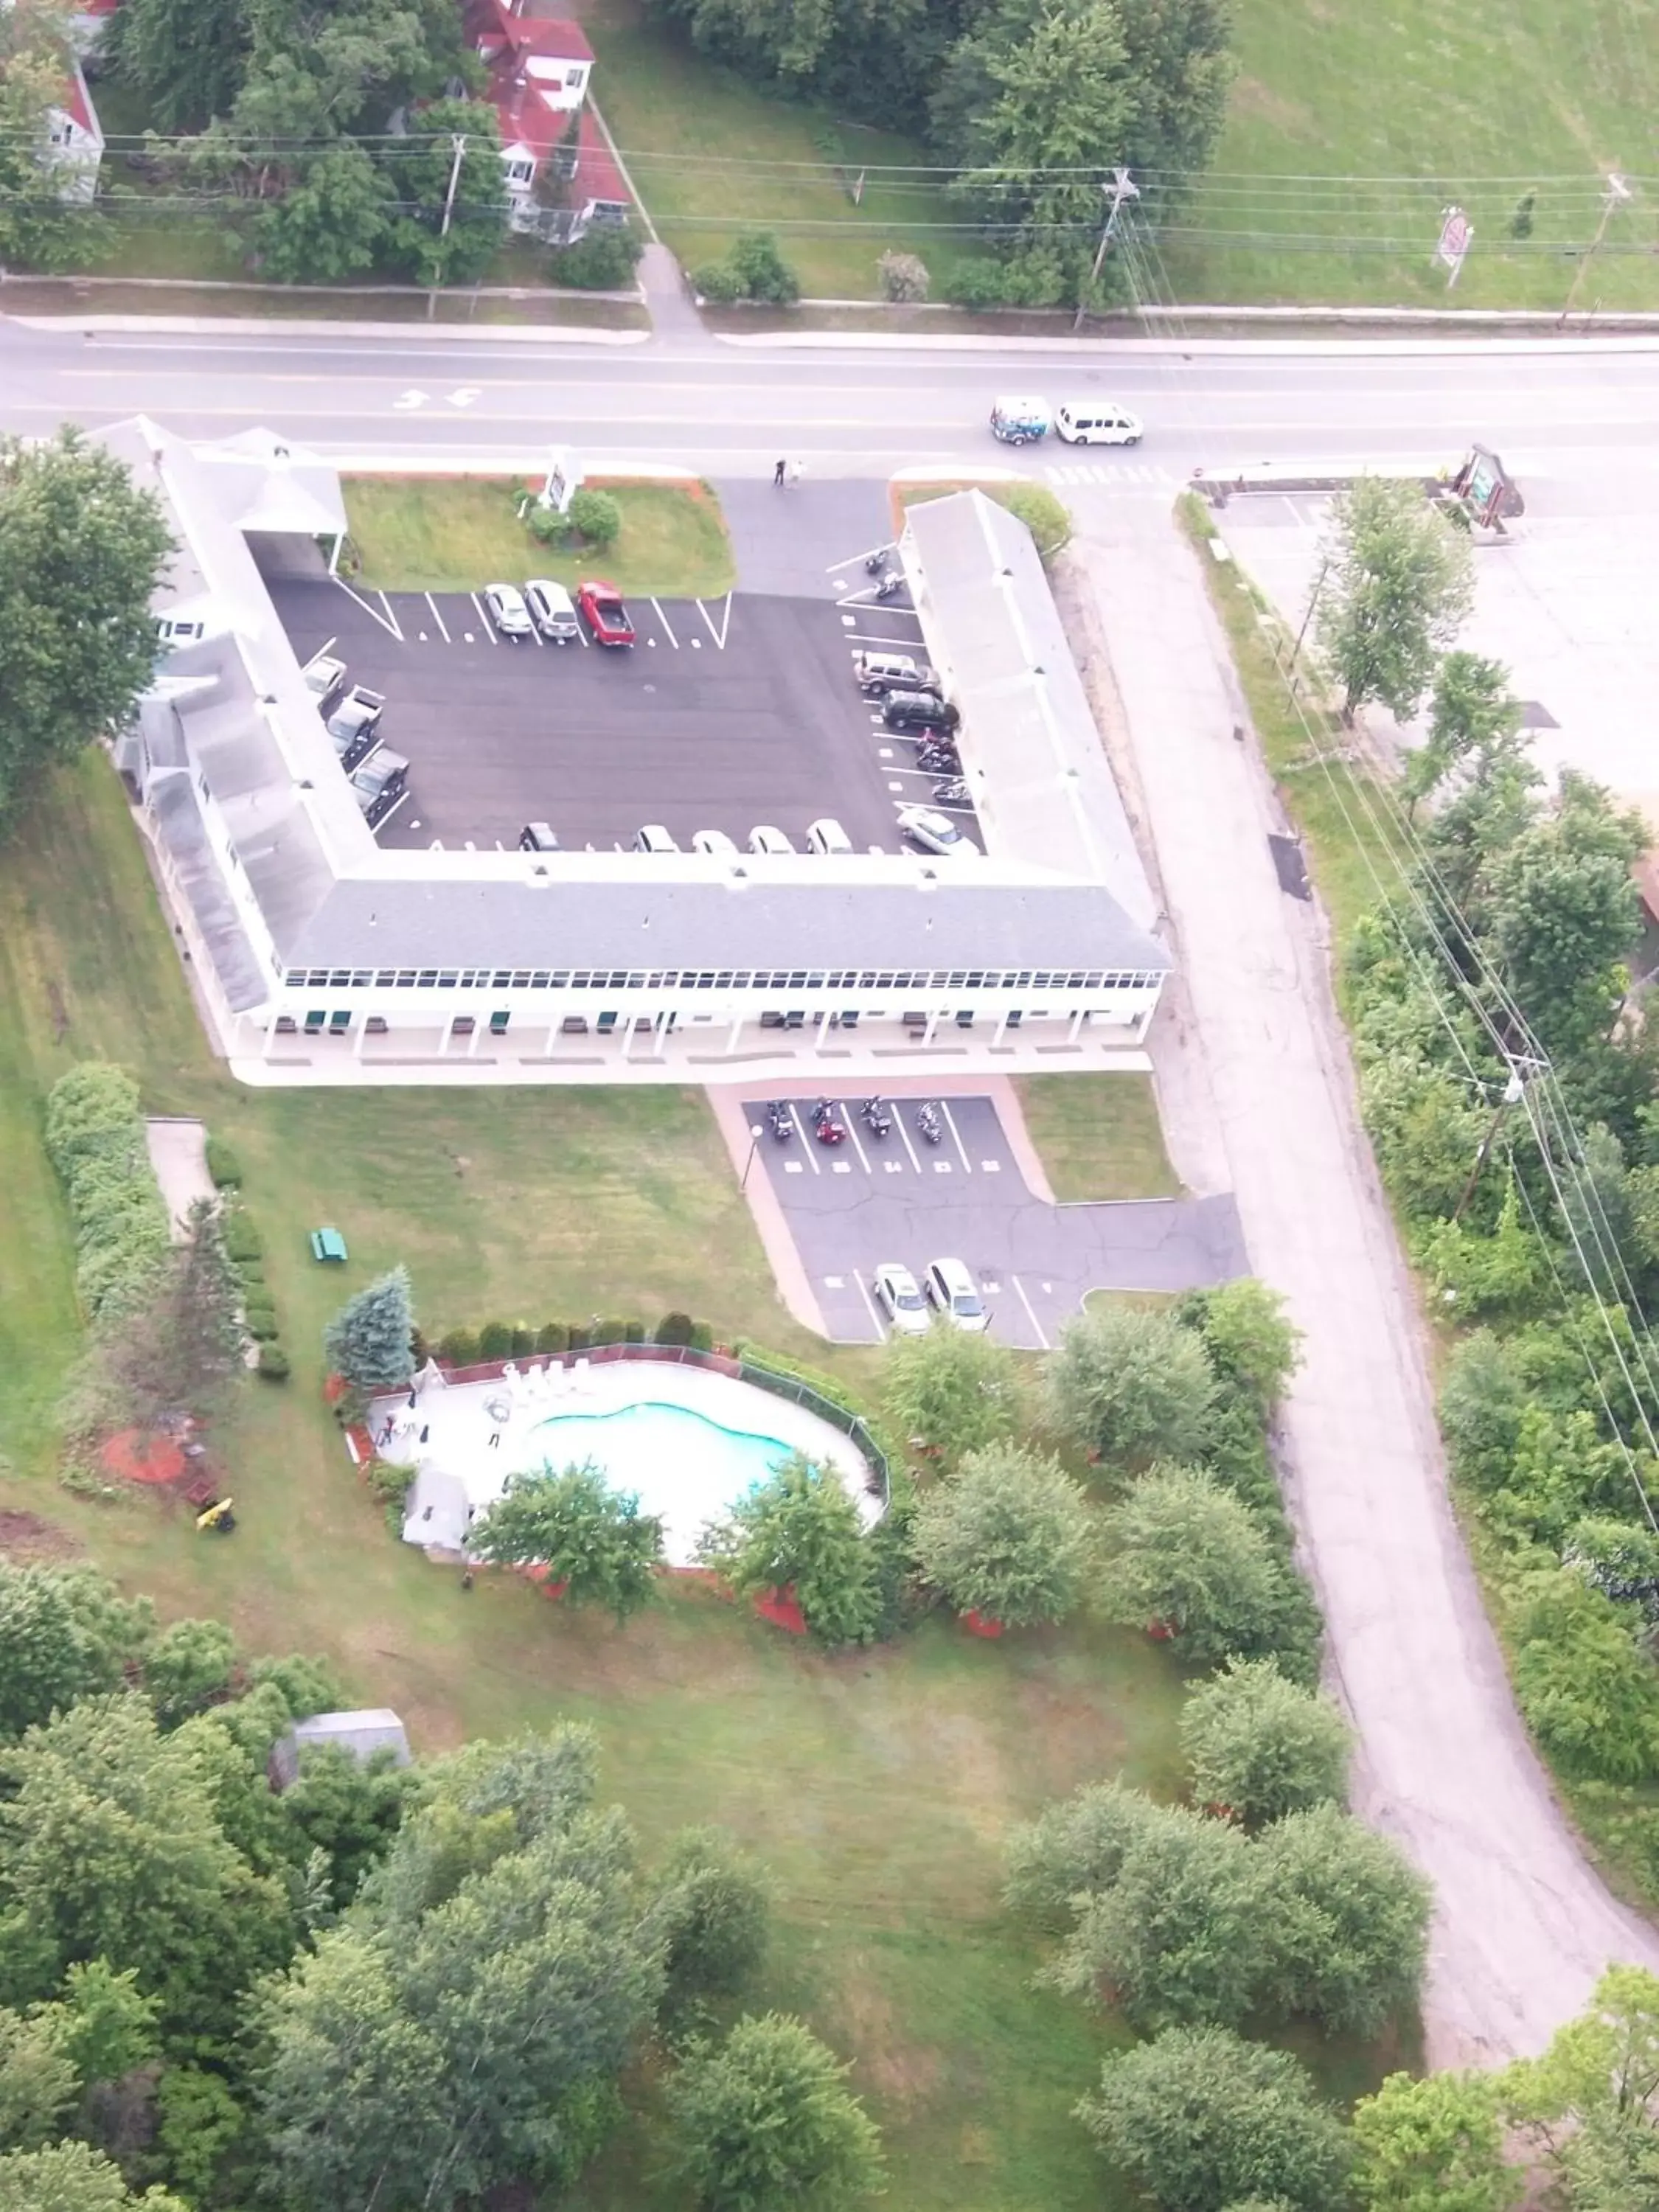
[1434,206,1472,287]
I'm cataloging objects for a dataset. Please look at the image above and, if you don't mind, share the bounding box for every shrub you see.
[204,1137,243,1188]
[593,1316,630,1346]
[477,1321,512,1360]
[551,221,642,289]
[654,1827,772,2025]
[567,1323,591,1351]
[323,1269,416,1394]
[911,1444,1094,1627]
[1045,1304,1217,1469]
[1180,1657,1352,1823]
[728,230,799,304]
[688,1320,715,1353]
[43,1063,172,1324]
[567,488,621,550]
[877,249,929,303]
[221,1211,263,1265]
[535,1321,568,1354]
[437,1328,480,1366]
[624,1320,647,1344]
[257,1343,291,1382]
[698,1453,880,1646]
[524,502,564,546]
[1099,1462,1284,1665]
[656,1312,695,1346]
[364,1458,410,1509]
[509,1325,535,1357]
[945,250,1068,309]
[244,1308,281,1343]
[691,258,745,304]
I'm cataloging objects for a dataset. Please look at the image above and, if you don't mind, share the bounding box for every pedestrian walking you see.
[418,1423,430,1445]
[487,1428,501,1449]
[773,458,786,487]
[786,457,804,487]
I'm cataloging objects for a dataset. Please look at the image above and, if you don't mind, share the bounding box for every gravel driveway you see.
[1068,506,1659,2065]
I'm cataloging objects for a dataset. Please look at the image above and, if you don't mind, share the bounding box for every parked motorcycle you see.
[915,740,959,771]
[916,1101,944,1146]
[766,1100,793,1143]
[874,571,905,601]
[933,778,970,807]
[860,1096,892,1138]
[813,1100,846,1146]
[863,549,890,575]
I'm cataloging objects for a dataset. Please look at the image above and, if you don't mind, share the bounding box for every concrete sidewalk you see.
[1075,496,1659,2064]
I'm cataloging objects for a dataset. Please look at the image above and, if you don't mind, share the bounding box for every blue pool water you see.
[529,1398,796,1560]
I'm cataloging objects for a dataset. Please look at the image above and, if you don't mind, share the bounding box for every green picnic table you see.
[310,1228,348,1263]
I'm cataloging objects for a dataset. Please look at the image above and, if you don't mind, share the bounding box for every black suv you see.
[882,689,961,734]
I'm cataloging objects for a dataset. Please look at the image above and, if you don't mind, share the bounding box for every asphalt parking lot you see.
[263,572,905,852]
[740,1093,1245,1348]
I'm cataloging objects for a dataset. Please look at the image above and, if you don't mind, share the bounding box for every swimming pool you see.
[528,1398,797,1560]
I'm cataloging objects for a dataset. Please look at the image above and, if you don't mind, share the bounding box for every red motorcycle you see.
[813,1100,846,1146]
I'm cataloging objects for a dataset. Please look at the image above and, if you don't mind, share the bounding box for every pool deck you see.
[369,1355,877,1567]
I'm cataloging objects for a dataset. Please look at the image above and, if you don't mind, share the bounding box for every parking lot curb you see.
[705,1087,832,1341]
[15,315,651,345]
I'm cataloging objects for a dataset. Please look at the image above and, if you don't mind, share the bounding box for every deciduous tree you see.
[698,1454,879,1646]
[1402,650,1525,814]
[1078,2024,1352,2212]
[880,1321,1023,1467]
[1179,1657,1351,1823]
[666,2012,884,2212]
[0,432,174,821]
[377,98,507,287]
[471,1461,664,1621]
[1099,1462,1282,1662]
[653,1827,772,2025]
[1044,1304,1216,1468]
[1251,1801,1430,2037]
[1178,1280,1301,1422]
[1316,476,1474,721]
[253,142,389,280]
[0,1565,153,1741]
[911,1443,1094,1626]
[0,2139,188,2212]
[109,0,248,128]
[1350,2068,1519,2212]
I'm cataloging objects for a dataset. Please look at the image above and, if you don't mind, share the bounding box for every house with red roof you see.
[461,0,630,234]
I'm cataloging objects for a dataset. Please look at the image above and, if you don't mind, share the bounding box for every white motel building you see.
[104,417,1171,1088]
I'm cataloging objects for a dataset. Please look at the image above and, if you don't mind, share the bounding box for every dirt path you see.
[145,1116,213,1240]
[1074,501,1659,2065]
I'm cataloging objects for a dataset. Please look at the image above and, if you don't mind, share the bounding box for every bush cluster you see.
[215,1185,288,1380]
[549,221,643,291]
[522,485,622,553]
[691,230,800,305]
[433,1312,717,1366]
[44,1064,172,1324]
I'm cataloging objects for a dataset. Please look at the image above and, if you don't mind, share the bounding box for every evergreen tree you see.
[324,1267,415,1391]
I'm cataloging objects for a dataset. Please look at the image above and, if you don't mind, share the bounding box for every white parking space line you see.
[844,632,926,650]
[894,1113,921,1172]
[840,1110,871,1173]
[1012,1276,1051,1349]
[939,1099,973,1172]
[827,541,894,573]
[376,591,404,641]
[695,594,731,649]
[650,598,680,647]
[424,593,450,643]
[786,1102,819,1169]
[331,577,402,637]
[470,591,498,644]
[853,1273,888,1342]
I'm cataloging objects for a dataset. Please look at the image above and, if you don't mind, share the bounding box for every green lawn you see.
[1017,1077,1181,1203]
[0,754,1406,2204]
[585,0,990,300]
[1159,0,1659,307]
[341,476,736,596]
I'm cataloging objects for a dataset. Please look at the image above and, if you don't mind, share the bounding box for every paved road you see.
[2,314,1657,515]
[1074,493,1659,2065]
[739,1092,1244,1346]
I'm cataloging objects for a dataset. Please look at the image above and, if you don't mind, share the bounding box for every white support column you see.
[815,1008,832,1053]
[354,1015,370,1060]
[469,1014,486,1057]
[441,1012,456,1054]
[993,1008,1011,1048]
[263,1007,282,1059]
[725,1010,744,1055]
[923,1008,941,1046]
[615,1015,632,1060]
[655,1009,672,1059]
[329,532,344,577]
[1068,1007,1086,1044]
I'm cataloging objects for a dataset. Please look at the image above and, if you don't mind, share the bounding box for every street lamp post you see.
[1074,167,1139,331]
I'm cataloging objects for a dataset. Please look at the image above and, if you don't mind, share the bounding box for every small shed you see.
[269,1707,411,1790]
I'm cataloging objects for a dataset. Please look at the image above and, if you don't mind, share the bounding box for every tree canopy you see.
[1099,1462,1285,1663]
[0,433,174,823]
[698,1453,879,1646]
[1179,1657,1352,1824]
[665,2012,884,2212]
[911,1443,1094,1626]
[324,1267,415,1393]
[470,1461,664,1621]
[880,1319,1023,1467]
[1043,1303,1217,1467]
[1316,477,1475,721]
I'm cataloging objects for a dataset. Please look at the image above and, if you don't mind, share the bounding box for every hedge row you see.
[44,1065,172,1324]
[431,1312,717,1366]
[211,1156,289,1383]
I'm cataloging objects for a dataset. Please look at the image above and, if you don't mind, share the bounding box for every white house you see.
[2,0,105,201]
[461,0,626,233]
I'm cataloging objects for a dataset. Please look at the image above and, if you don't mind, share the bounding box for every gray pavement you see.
[740,1092,1245,1347]
[1071,490,1659,2064]
[716,476,894,597]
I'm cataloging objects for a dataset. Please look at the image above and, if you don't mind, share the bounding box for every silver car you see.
[925,1258,989,1332]
[897,805,979,858]
[873,1262,930,1335]
[484,583,534,640]
[524,579,581,641]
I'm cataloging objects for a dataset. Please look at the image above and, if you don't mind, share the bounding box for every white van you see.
[805,818,853,855]
[1054,401,1143,447]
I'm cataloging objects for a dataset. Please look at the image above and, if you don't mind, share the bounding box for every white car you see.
[897,805,979,859]
[872,1262,930,1335]
[524,578,580,641]
[748,825,795,855]
[302,650,347,711]
[633,824,679,853]
[1054,400,1143,447]
[806,818,853,855]
[484,583,534,639]
[925,1258,989,1332]
[692,829,739,856]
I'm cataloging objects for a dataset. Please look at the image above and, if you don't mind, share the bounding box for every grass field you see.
[0,755,1408,2203]
[341,476,736,596]
[1016,1076,1181,1203]
[585,0,990,300]
[1153,0,1659,307]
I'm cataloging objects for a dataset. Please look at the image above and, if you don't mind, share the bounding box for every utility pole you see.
[426,132,467,321]
[1559,172,1630,326]
[1074,167,1139,330]
[1453,1064,1537,1222]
